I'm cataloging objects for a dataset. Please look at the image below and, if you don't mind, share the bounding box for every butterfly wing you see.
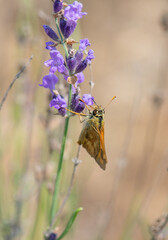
[77,119,107,170]
[95,124,107,170]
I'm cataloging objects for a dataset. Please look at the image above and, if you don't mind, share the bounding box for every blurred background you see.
[0,0,168,239]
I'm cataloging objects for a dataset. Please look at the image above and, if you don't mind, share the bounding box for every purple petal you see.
[64,75,68,81]
[58,107,67,116]
[50,95,67,116]
[44,59,54,67]
[49,66,58,73]
[72,85,77,94]
[75,72,85,86]
[50,50,64,65]
[86,49,95,64]
[79,38,91,51]
[75,50,83,66]
[39,74,58,94]
[82,94,94,105]
[45,41,56,50]
[58,65,69,75]
[64,1,87,21]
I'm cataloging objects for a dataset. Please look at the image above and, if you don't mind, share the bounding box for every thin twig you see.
[50,146,81,229]
[0,55,33,111]
[94,75,142,240]
[89,64,95,95]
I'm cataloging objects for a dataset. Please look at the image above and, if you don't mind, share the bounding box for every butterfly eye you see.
[93,109,97,115]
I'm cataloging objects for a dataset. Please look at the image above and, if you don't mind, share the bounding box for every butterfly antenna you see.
[93,99,99,107]
[103,96,116,110]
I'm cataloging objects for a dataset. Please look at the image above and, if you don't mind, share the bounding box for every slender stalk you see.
[50,146,81,228]
[49,85,72,226]
[0,55,33,111]
[49,17,72,225]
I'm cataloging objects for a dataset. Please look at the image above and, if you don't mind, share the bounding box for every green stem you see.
[49,85,72,226]
[49,16,73,227]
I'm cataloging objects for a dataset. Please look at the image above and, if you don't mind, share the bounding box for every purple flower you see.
[58,64,69,75]
[86,49,95,64]
[79,39,91,51]
[49,232,57,240]
[75,72,84,86]
[60,18,77,39]
[50,50,64,65]
[50,94,67,116]
[75,59,87,74]
[44,50,65,73]
[39,74,58,95]
[53,0,63,13]
[82,94,94,105]
[43,25,59,41]
[71,94,85,113]
[64,1,87,21]
[45,41,56,50]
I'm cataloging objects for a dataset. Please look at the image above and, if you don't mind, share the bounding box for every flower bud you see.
[53,0,63,13]
[43,25,59,41]
[75,59,87,74]
[60,18,76,39]
[71,94,85,113]
[66,56,76,72]
[75,50,83,66]
[49,233,57,240]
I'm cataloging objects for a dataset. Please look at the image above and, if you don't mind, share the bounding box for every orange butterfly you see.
[77,96,116,170]
[66,96,116,170]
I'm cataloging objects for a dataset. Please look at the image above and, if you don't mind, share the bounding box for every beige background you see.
[0,0,168,239]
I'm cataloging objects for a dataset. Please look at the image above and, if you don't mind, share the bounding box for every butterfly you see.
[77,104,107,170]
[66,96,116,170]
[77,96,116,170]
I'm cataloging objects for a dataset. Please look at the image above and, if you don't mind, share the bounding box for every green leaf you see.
[57,207,83,240]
